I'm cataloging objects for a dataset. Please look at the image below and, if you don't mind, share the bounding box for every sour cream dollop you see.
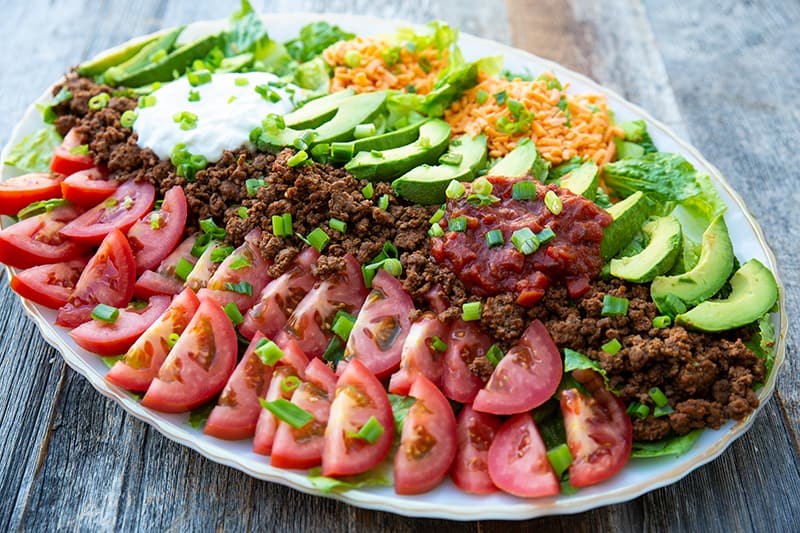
[134,72,306,162]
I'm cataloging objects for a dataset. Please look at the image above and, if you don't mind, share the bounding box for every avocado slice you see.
[345,119,451,181]
[392,134,487,204]
[490,139,538,177]
[104,27,185,85]
[78,34,162,77]
[600,191,649,261]
[284,90,356,129]
[650,214,734,313]
[610,216,682,283]
[559,161,598,200]
[674,259,778,332]
[330,119,428,163]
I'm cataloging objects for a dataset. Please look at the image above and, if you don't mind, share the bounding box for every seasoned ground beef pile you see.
[51,74,766,442]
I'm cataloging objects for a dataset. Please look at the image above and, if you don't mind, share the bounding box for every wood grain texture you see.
[0,0,797,531]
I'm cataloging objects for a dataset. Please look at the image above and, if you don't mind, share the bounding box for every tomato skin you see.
[487,413,560,498]
[106,288,200,392]
[343,270,415,379]
[56,228,136,328]
[60,168,117,208]
[473,320,563,415]
[388,313,448,396]
[127,185,188,274]
[240,246,319,340]
[271,358,337,469]
[0,204,88,269]
[0,172,64,215]
[394,375,457,495]
[450,405,502,495]
[560,369,632,488]
[69,295,170,356]
[9,257,89,309]
[59,180,155,245]
[441,320,489,404]
[321,359,394,477]
[50,129,94,177]
[142,298,237,413]
[204,332,274,441]
[133,235,198,299]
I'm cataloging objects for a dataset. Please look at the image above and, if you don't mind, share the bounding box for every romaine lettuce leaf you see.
[224,0,271,57]
[4,125,62,173]
[563,348,610,389]
[285,21,354,63]
[631,429,702,458]
[745,311,777,375]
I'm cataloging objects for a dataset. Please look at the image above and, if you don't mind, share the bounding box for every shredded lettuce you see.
[388,393,415,437]
[618,119,657,154]
[563,348,610,389]
[4,125,62,173]
[631,429,702,458]
[307,460,393,493]
[293,56,332,93]
[745,312,777,375]
[187,401,215,429]
[224,0,271,57]
[285,21,354,63]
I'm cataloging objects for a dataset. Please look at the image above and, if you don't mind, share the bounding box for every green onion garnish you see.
[260,398,313,429]
[493,90,507,105]
[16,198,70,219]
[138,94,157,108]
[445,180,465,199]
[322,336,345,364]
[507,99,525,119]
[654,404,674,417]
[254,84,282,102]
[512,181,536,200]
[346,415,384,444]
[225,281,253,296]
[428,223,445,237]
[69,144,89,155]
[287,150,308,167]
[245,178,267,197]
[188,69,212,87]
[361,182,374,199]
[439,152,463,166]
[377,194,389,210]
[462,301,482,321]
[329,218,347,233]
[188,90,200,102]
[472,177,493,195]
[431,336,447,352]
[237,206,248,219]
[476,89,488,105]
[536,227,556,244]
[210,246,234,263]
[485,229,504,248]
[255,338,284,366]
[626,402,650,420]
[306,227,330,252]
[652,315,672,328]
[235,77,249,86]
[173,110,198,130]
[224,302,243,326]
[272,214,294,237]
[120,110,138,128]
[88,93,110,110]
[166,333,180,347]
[428,207,446,224]
[228,254,252,270]
[175,257,193,281]
[344,50,362,68]
[91,303,119,324]
[601,295,629,317]
[601,338,622,355]
[381,258,402,277]
[331,310,357,341]
[544,190,563,215]
[546,443,573,478]
[511,228,540,255]
[648,387,669,407]
[448,216,467,232]
[486,344,504,367]
[281,375,301,394]
[354,123,376,139]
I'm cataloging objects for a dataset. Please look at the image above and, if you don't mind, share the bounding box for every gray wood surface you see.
[0,0,797,531]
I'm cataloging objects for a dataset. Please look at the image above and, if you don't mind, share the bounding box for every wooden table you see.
[1,1,797,530]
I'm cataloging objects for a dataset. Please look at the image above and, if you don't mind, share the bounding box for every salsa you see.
[431,177,611,306]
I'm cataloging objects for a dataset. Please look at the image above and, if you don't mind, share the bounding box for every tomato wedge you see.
[141,298,237,413]
[60,168,117,208]
[69,295,170,356]
[9,257,90,309]
[50,129,94,177]
[56,229,136,328]
[473,320,563,415]
[343,270,414,379]
[284,253,369,359]
[59,180,155,245]
[560,369,632,488]
[0,204,88,269]
[204,332,275,441]
[394,375,457,495]
[321,358,394,477]
[388,313,448,395]
[106,288,200,392]
[450,404,502,494]
[127,185,188,274]
[240,246,319,340]
[183,240,224,292]
[0,172,64,215]
[271,358,337,470]
[487,413,560,498]
[134,235,198,299]
[441,320,489,404]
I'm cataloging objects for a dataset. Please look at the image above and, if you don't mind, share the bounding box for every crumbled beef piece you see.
[481,294,527,346]
[469,356,495,381]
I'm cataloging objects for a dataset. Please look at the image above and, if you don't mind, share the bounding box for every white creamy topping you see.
[134,72,305,162]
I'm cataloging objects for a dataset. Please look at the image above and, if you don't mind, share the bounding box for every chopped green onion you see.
[431,336,447,352]
[188,90,200,102]
[287,150,308,167]
[322,336,345,364]
[378,194,389,210]
[354,123,376,139]
[652,315,672,328]
[601,295,629,317]
[546,443,573,478]
[466,193,500,206]
[237,206,248,219]
[445,180,466,199]
[122,195,133,209]
[512,181,537,200]
[536,227,556,244]
[166,333,180,347]
[229,254,252,270]
[272,213,294,237]
[104,197,118,208]
[381,258,402,276]
[234,77,249,86]
[361,182,374,199]
[654,404,674,417]
[601,338,622,355]
[175,257,194,281]
[472,177,493,196]
[448,216,467,232]
[507,99,525,119]
[418,56,432,72]
[91,303,119,324]
[245,178,266,197]
[544,190,563,215]
[69,144,89,155]
[476,89,488,105]
[188,69,212,86]
[626,401,650,420]
[281,375,301,394]
[344,50,362,68]
[120,110,138,128]
[428,207,446,224]
[331,310,357,341]
[254,84,282,102]
[511,228,540,255]
[16,198,70,219]
[462,301,482,321]
[306,227,330,252]
[439,152,463,166]
[227,95,237,104]
[210,246,234,263]
[648,387,669,407]
[428,222,445,237]
[138,94,157,108]
[262,114,285,134]
[485,229,504,248]
[260,398,314,429]
[493,90,507,105]
[255,338,285,366]
[149,213,162,229]
[173,111,198,130]
[486,344,504,367]
[224,302,243,325]
[346,415,384,444]
[225,281,253,296]
[88,93,110,110]
[329,218,347,233]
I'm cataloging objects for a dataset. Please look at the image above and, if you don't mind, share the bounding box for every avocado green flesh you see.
[104,27,185,85]
[489,140,537,177]
[78,34,161,77]
[392,134,488,204]
[601,191,648,261]
[650,214,734,312]
[284,90,355,129]
[559,161,598,200]
[112,34,221,87]
[345,119,451,181]
[675,259,778,332]
[330,119,428,163]
[610,215,682,283]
